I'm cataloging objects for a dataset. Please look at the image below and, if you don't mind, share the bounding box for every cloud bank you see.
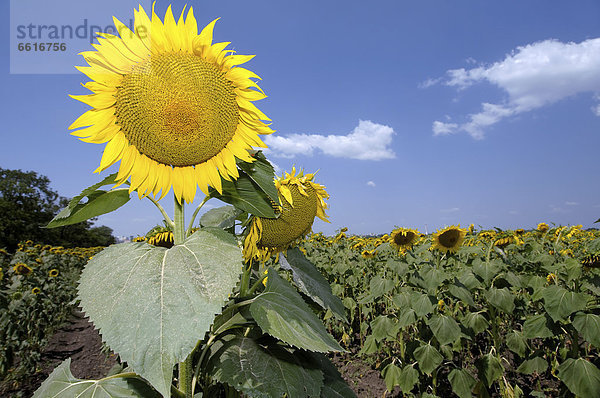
[264,120,395,160]
[429,38,600,139]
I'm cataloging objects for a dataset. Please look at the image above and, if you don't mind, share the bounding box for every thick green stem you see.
[174,196,192,397]
[174,197,185,245]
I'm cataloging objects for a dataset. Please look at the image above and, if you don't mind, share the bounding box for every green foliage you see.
[77,229,243,397]
[0,242,102,379]
[301,225,600,397]
[33,358,159,398]
[0,168,116,251]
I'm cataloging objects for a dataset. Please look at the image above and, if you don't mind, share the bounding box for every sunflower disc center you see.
[115,52,239,167]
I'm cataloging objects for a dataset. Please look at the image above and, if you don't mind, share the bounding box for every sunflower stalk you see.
[174,196,193,397]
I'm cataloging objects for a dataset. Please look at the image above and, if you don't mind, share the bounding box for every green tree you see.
[0,168,115,251]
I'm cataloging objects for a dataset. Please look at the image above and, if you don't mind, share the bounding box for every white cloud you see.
[366,181,376,187]
[565,201,579,206]
[432,121,458,136]
[430,38,600,138]
[264,120,396,160]
[440,207,460,213]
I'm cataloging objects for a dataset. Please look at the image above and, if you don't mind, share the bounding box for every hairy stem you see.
[146,195,175,230]
[174,196,192,397]
[186,195,210,236]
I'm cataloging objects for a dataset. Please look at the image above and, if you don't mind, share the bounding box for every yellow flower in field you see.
[389,228,420,252]
[243,168,329,262]
[468,224,475,234]
[340,227,348,233]
[31,287,41,295]
[515,228,525,235]
[432,225,467,254]
[13,263,32,276]
[537,223,549,233]
[133,236,146,242]
[69,5,273,203]
[333,231,346,243]
[49,269,59,278]
[437,299,445,311]
[546,273,557,284]
[361,249,377,258]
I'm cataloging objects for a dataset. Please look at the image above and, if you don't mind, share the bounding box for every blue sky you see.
[2,0,600,238]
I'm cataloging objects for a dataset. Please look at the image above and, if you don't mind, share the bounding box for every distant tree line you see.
[0,167,115,252]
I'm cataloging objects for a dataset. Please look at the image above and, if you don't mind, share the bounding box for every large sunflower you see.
[431,225,467,254]
[69,5,273,203]
[243,168,329,262]
[389,227,420,253]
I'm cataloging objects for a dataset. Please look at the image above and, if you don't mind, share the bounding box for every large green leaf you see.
[448,283,476,307]
[369,275,395,298]
[541,285,588,322]
[236,151,280,205]
[382,363,402,393]
[370,315,399,342]
[472,258,502,286]
[199,205,242,229]
[249,268,343,352]
[280,248,347,322]
[416,265,447,293]
[427,315,461,346]
[210,169,277,218]
[47,172,130,228]
[476,353,504,387]
[505,331,527,357]
[461,312,489,335]
[448,368,476,398]
[557,358,600,397]
[208,335,323,398]
[33,358,159,397]
[411,292,436,318]
[516,356,548,375]
[485,287,515,314]
[77,229,243,397]
[522,314,555,339]
[413,343,443,375]
[573,312,600,348]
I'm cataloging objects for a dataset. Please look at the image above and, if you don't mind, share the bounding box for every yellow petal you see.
[69,108,115,130]
[75,65,121,87]
[96,132,126,172]
[223,54,255,69]
[69,92,115,110]
[162,5,182,51]
[112,16,150,59]
[237,97,271,121]
[150,3,168,52]
[171,167,185,203]
[205,158,222,194]
[182,166,197,203]
[235,88,267,102]
[116,145,137,181]
[134,5,152,50]
[79,123,120,144]
[206,41,230,64]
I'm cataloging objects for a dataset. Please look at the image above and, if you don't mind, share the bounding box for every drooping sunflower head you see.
[243,168,329,262]
[389,228,420,252]
[69,5,273,204]
[13,263,32,276]
[537,222,549,233]
[431,225,467,254]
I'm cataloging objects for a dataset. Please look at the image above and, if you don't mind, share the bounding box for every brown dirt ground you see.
[1,310,394,398]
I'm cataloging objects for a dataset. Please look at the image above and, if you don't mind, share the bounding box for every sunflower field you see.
[0,241,103,380]
[298,224,600,397]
